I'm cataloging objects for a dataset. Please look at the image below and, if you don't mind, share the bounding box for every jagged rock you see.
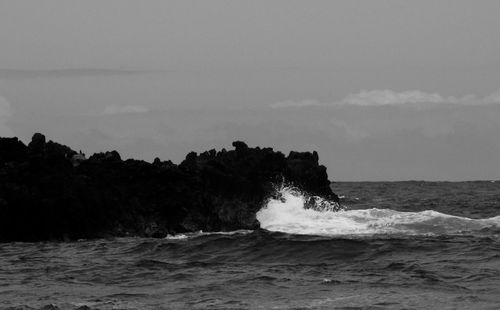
[0,133,339,242]
[0,137,28,164]
[88,150,121,163]
[28,132,46,152]
[46,140,77,159]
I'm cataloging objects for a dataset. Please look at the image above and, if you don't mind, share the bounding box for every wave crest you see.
[256,185,500,236]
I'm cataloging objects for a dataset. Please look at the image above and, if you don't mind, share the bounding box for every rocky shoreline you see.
[0,134,338,242]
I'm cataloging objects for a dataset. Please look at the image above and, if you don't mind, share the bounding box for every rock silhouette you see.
[0,134,338,241]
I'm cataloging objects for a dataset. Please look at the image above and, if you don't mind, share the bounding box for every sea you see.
[1,181,500,310]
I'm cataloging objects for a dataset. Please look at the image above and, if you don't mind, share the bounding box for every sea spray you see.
[256,184,500,236]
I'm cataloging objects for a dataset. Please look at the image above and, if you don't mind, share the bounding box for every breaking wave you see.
[256,184,500,236]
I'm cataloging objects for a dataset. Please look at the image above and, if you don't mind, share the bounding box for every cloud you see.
[270,89,500,109]
[0,95,13,136]
[269,99,321,109]
[102,104,149,115]
[482,90,500,104]
[0,68,143,80]
[339,90,461,106]
[340,89,500,106]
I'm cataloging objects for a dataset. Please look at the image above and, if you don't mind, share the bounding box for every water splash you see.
[256,184,500,236]
[165,230,254,240]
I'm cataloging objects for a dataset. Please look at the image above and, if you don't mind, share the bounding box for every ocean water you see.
[1,181,500,310]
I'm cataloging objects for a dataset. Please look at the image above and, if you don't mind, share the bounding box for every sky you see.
[1,0,500,180]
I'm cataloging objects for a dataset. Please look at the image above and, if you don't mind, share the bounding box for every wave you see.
[256,185,500,236]
[164,229,254,240]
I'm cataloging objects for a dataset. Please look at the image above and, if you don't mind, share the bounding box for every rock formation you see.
[0,134,338,241]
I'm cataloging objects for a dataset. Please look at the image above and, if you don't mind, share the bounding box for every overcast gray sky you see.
[1,0,500,180]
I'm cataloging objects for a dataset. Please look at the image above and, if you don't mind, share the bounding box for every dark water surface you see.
[1,181,500,309]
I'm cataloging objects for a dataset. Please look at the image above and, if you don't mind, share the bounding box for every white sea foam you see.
[165,230,253,240]
[256,185,500,236]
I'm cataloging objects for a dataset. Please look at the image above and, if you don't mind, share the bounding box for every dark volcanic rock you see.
[0,137,28,164]
[0,133,339,242]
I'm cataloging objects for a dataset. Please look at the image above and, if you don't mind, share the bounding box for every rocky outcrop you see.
[0,134,338,241]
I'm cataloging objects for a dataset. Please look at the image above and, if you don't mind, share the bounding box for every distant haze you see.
[1,1,500,181]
